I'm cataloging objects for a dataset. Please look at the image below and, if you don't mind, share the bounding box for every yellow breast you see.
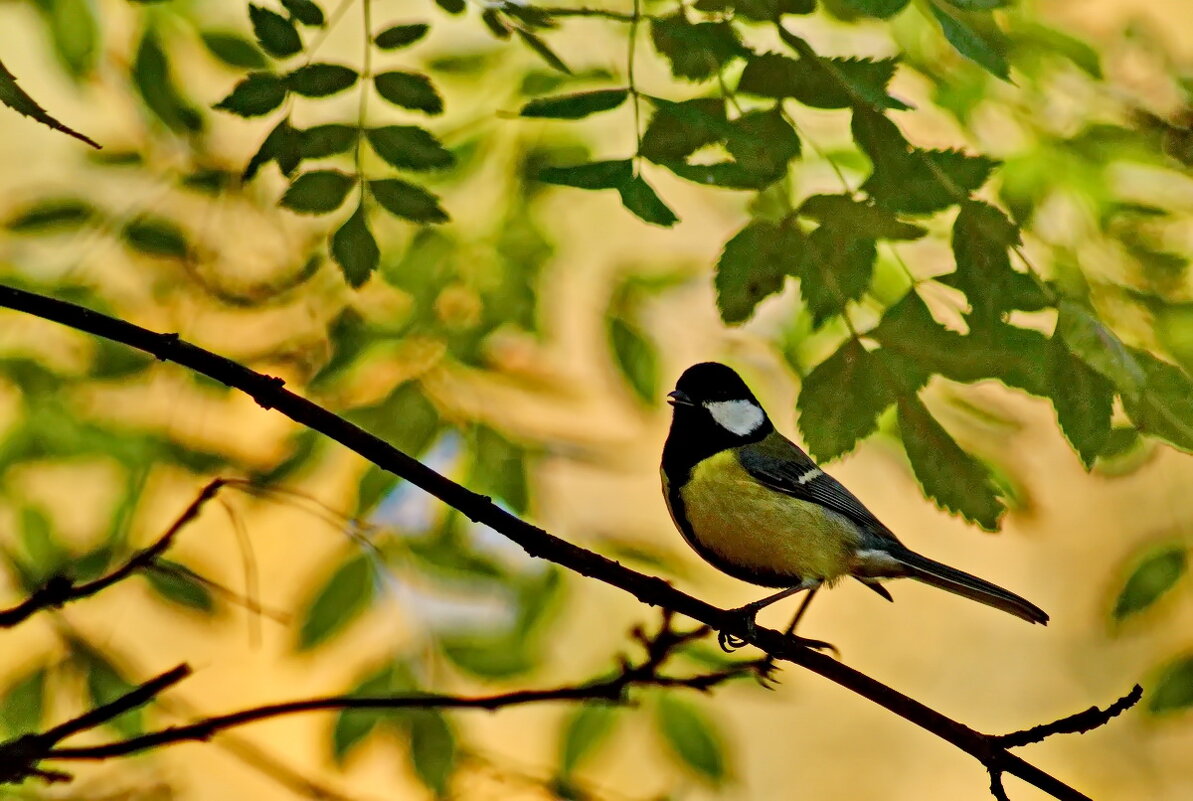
[667,450,861,583]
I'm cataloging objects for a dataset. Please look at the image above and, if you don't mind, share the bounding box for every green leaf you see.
[80,650,141,736]
[435,0,465,13]
[949,200,1026,327]
[369,179,449,223]
[366,126,454,170]
[945,0,1012,8]
[332,662,404,763]
[122,217,191,259]
[145,562,215,613]
[356,465,399,517]
[724,107,801,182]
[515,29,573,74]
[640,97,728,163]
[736,0,816,18]
[374,71,443,114]
[520,89,628,119]
[280,170,356,214]
[1047,336,1113,468]
[282,0,325,26]
[201,31,267,69]
[375,23,430,50]
[1011,22,1101,79]
[250,4,303,57]
[297,551,377,650]
[406,711,456,795]
[871,291,1048,393]
[798,340,921,460]
[797,194,925,240]
[738,52,906,110]
[133,27,203,133]
[560,704,620,776]
[658,161,761,190]
[346,381,440,454]
[252,430,321,485]
[538,160,633,190]
[897,396,1004,529]
[618,176,679,226]
[298,124,358,158]
[799,225,876,327]
[853,107,995,213]
[470,426,530,513]
[650,15,746,81]
[837,0,909,17]
[244,118,301,180]
[1121,350,1193,452]
[19,505,67,583]
[1113,544,1187,622]
[608,316,658,404]
[0,57,99,147]
[655,695,726,784]
[286,63,358,97]
[1,665,46,736]
[1055,301,1144,399]
[928,2,1010,80]
[715,218,802,324]
[332,203,379,287]
[441,634,537,678]
[6,198,96,233]
[1149,654,1193,715]
[34,0,99,78]
[214,72,288,117]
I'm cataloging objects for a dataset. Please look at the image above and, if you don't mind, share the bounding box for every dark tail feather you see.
[890,547,1049,625]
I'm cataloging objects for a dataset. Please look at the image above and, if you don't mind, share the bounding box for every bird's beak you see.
[667,390,694,407]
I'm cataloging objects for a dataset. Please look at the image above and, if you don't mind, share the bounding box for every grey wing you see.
[737,438,901,545]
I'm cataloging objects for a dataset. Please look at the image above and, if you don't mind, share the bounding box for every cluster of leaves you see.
[212,1,451,286]
[516,0,1193,536]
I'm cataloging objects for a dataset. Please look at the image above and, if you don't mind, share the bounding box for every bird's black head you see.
[663,362,773,478]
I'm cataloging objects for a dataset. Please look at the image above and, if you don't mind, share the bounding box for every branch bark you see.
[0,283,1129,801]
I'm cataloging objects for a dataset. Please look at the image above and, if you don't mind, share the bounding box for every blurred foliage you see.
[4,0,1193,796]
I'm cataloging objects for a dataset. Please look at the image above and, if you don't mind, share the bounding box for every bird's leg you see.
[718,584,809,652]
[754,587,833,687]
[782,586,819,637]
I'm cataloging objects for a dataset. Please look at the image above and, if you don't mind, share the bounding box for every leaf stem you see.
[628,0,643,173]
[356,0,373,204]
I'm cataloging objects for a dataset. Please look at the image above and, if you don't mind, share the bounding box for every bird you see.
[660,361,1048,650]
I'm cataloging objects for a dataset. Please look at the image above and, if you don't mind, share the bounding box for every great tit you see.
[661,362,1048,647]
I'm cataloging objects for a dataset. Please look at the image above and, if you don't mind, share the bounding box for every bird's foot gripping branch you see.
[0,283,1141,800]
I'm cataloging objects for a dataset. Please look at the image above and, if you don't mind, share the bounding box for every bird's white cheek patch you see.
[705,400,765,436]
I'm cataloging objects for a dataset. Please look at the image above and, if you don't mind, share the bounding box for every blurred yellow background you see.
[3,0,1193,800]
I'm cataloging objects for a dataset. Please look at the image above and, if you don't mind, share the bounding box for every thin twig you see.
[4,614,755,776]
[994,685,1143,749]
[0,479,228,628]
[0,665,190,784]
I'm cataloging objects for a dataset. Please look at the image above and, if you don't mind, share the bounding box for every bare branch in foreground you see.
[985,684,1144,800]
[0,283,1141,801]
[0,613,759,782]
[0,479,229,628]
[993,684,1143,749]
[0,665,191,784]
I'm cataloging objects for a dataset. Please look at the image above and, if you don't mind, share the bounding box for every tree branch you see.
[0,665,190,784]
[1,612,757,779]
[0,283,1133,801]
[0,478,228,628]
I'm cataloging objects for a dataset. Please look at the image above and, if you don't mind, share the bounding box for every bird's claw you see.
[717,605,760,652]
